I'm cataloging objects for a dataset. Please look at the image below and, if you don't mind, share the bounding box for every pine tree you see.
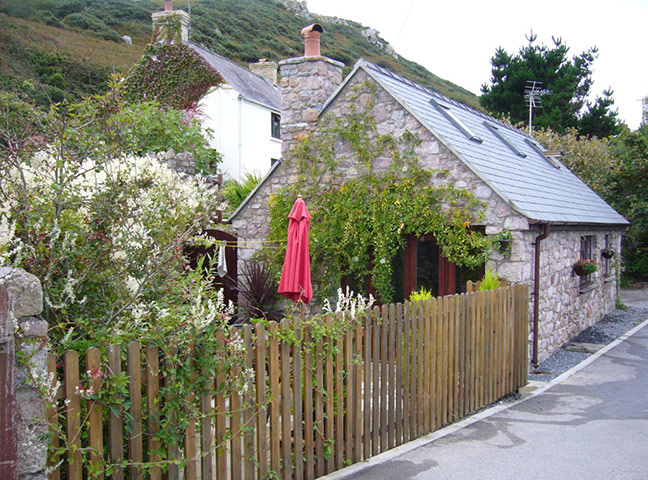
[480,33,620,138]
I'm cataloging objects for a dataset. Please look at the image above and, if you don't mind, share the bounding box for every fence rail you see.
[48,284,529,479]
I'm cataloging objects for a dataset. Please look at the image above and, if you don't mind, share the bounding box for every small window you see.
[484,122,527,157]
[525,138,561,168]
[604,234,611,277]
[430,98,482,143]
[271,112,281,139]
[580,235,595,288]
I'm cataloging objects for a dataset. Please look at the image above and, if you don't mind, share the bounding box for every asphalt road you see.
[329,318,648,480]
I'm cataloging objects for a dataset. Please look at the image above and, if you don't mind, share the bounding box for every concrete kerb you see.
[320,316,648,480]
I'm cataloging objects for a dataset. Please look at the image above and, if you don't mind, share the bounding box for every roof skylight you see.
[430,98,482,143]
[525,138,561,168]
[483,122,527,158]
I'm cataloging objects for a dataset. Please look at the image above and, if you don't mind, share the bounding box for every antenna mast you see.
[524,80,543,136]
[187,0,191,40]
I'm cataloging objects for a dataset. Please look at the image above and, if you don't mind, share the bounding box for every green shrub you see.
[479,269,500,291]
[222,172,262,211]
[408,287,433,303]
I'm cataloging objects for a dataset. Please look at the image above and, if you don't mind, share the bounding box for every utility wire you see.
[396,0,416,45]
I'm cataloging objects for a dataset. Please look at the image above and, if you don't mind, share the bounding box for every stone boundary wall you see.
[162,149,195,176]
[0,268,48,480]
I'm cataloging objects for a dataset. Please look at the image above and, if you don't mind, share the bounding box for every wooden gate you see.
[188,229,238,307]
[0,286,17,479]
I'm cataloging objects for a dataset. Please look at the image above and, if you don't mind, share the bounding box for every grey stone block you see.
[4,269,43,318]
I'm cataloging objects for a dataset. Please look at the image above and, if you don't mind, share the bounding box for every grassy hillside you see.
[0,0,479,108]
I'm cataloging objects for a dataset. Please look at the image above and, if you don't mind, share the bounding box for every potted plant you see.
[573,258,598,276]
[601,247,615,259]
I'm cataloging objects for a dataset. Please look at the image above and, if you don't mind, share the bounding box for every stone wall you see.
[0,268,48,480]
[532,229,621,361]
[162,149,195,176]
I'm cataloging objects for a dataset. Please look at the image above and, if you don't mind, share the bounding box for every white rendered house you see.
[190,44,282,181]
[151,3,282,181]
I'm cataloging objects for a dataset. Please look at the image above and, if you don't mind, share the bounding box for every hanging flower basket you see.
[601,248,615,259]
[573,258,598,276]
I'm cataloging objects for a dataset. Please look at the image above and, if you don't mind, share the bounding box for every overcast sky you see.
[306,0,647,130]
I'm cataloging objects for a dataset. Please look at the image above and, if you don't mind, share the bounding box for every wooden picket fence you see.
[47,284,529,480]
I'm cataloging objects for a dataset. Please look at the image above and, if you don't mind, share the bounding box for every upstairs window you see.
[271,112,281,139]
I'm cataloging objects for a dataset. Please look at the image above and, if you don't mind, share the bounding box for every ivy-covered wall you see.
[231,66,529,302]
[123,42,223,110]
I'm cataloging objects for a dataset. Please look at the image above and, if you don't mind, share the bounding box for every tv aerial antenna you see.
[524,80,544,135]
[187,0,191,40]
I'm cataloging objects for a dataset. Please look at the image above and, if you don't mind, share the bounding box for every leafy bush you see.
[124,43,224,111]
[479,269,500,291]
[0,91,223,348]
[222,172,262,211]
[408,287,433,303]
[236,260,282,323]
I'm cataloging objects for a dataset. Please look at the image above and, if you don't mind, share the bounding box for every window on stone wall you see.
[604,234,611,277]
[271,112,281,139]
[580,235,595,287]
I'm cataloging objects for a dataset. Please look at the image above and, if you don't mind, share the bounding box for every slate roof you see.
[325,59,627,226]
[189,43,281,111]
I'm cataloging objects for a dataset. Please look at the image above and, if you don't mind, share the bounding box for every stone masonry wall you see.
[163,149,195,176]
[0,267,48,480]
[533,229,621,362]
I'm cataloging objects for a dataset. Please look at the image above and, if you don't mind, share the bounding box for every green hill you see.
[0,0,479,109]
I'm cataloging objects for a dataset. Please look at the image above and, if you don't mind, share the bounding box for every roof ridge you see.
[189,42,276,87]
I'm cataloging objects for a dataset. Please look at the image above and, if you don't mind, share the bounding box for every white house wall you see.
[199,85,281,181]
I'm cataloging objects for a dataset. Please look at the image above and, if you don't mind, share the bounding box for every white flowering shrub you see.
[0,89,233,351]
[2,150,229,348]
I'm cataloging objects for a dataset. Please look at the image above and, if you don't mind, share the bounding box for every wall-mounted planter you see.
[573,259,598,276]
[601,248,615,259]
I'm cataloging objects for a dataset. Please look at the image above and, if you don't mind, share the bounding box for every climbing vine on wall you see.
[123,42,223,110]
[267,82,494,303]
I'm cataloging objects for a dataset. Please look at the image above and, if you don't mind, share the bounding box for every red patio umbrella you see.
[278,195,313,304]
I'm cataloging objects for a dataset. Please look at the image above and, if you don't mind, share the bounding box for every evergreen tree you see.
[480,33,620,137]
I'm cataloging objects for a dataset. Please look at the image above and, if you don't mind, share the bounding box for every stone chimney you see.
[278,24,344,155]
[152,0,190,44]
[249,59,278,85]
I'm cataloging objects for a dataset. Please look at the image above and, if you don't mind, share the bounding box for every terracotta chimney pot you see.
[165,0,173,11]
[301,23,324,57]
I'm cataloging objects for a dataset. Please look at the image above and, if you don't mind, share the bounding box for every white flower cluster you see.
[190,287,234,330]
[322,286,375,319]
[0,202,21,265]
[34,371,61,404]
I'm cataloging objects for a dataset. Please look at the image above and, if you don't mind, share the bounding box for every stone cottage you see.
[229,25,628,363]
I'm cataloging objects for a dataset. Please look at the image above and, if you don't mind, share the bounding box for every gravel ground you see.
[529,289,648,382]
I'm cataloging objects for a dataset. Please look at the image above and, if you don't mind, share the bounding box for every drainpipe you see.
[237,94,243,180]
[532,223,550,368]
